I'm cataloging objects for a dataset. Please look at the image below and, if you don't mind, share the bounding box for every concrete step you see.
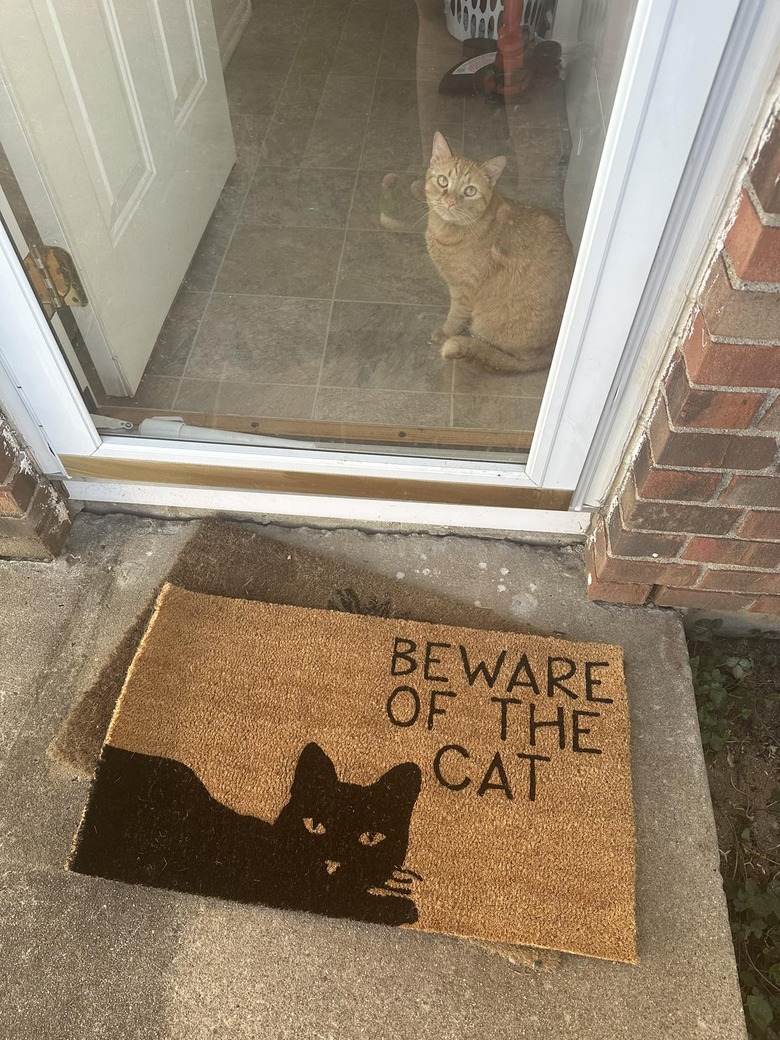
[0,513,746,1039]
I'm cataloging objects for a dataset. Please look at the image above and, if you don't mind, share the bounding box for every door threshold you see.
[95,406,534,455]
[65,479,590,537]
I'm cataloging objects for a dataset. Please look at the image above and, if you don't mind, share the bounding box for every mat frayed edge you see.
[65,582,177,872]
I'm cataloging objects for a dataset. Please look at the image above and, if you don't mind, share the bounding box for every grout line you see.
[312,0,392,420]
[208,290,443,306]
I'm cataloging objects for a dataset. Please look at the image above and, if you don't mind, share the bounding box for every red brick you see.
[653,586,757,611]
[665,355,765,429]
[699,256,780,342]
[749,595,780,614]
[597,553,699,587]
[735,510,780,540]
[0,469,37,517]
[750,115,780,215]
[724,189,780,283]
[649,400,776,470]
[697,568,780,594]
[719,475,780,508]
[683,311,780,388]
[607,503,687,558]
[585,519,653,605]
[633,436,721,502]
[758,396,780,432]
[620,478,742,535]
[681,536,780,568]
[587,573,653,605]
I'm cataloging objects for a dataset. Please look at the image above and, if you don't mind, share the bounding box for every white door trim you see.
[526,0,742,490]
[574,0,780,509]
[64,479,592,535]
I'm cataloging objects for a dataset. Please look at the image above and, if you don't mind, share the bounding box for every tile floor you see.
[100,0,571,447]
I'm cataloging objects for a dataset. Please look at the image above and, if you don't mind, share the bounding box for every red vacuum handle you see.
[494,0,526,98]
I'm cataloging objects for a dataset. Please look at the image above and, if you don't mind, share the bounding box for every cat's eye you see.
[359,831,386,847]
[463,185,477,197]
[303,817,326,835]
[436,175,448,188]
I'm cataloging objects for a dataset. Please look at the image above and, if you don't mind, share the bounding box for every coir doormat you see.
[68,584,636,962]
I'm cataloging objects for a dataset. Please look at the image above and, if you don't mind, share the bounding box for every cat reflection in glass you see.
[70,741,423,927]
[424,131,573,374]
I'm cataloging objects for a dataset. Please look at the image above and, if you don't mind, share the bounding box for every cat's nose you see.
[325,859,340,874]
[444,196,456,209]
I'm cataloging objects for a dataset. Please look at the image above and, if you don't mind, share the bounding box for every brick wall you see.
[586,105,780,615]
[0,411,71,560]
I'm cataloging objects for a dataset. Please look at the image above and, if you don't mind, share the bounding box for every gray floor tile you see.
[377,41,419,80]
[216,226,344,298]
[452,393,542,431]
[340,1,390,37]
[508,175,565,217]
[215,381,317,419]
[274,73,328,121]
[453,360,551,398]
[242,4,314,37]
[229,34,296,75]
[231,113,274,174]
[145,293,210,377]
[361,121,463,171]
[181,205,236,293]
[242,167,356,228]
[464,124,564,179]
[173,378,220,413]
[318,75,375,121]
[464,82,565,127]
[348,169,428,232]
[388,0,424,45]
[224,68,286,120]
[302,113,369,168]
[113,375,179,409]
[336,230,447,304]
[331,36,384,76]
[314,386,451,425]
[188,294,330,383]
[259,117,317,167]
[290,37,340,77]
[371,79,464,124]
[254,74,327,168]
[321,301,450,391]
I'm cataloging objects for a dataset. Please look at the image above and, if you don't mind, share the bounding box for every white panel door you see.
[0,0,235,394]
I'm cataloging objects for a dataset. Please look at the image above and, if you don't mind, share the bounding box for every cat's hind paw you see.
[440,336,469,359]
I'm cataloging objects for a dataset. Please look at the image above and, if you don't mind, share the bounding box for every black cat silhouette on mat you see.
[69,742,423,926]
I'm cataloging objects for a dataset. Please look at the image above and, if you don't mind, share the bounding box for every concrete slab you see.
[0,514,747,1039]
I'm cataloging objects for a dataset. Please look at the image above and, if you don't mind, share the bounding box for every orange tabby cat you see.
[425,131,573,373]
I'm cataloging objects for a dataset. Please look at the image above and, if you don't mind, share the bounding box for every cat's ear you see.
[481,155,507,185]
[291,742,338,796]
[374,762,422,808]
[430,131,451,167]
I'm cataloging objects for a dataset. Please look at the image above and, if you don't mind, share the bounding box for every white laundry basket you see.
[444,0,552,42]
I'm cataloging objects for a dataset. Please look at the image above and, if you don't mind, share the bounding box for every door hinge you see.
[23,244,87,312]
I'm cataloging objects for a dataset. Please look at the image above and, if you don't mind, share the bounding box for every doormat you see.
[68,584,637,962]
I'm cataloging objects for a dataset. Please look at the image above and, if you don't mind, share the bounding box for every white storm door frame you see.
[0,0,755,519]
[525,0,744,490]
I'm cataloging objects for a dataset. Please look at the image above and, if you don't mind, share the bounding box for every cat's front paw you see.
[430,326,448,345]
[440,337,468,360]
